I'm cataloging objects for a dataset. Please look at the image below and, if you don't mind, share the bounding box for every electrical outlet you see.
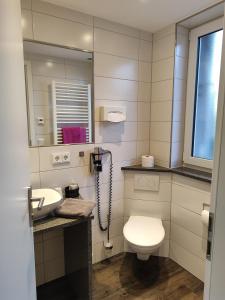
[52,153,62,165]
[62,152,70,163]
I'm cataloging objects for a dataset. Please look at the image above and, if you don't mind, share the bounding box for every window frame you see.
[183,18,223,169]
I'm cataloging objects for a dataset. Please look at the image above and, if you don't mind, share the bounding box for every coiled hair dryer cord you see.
[95,151,113,232]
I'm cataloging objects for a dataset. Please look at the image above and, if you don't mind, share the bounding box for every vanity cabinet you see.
[33,217,92,300]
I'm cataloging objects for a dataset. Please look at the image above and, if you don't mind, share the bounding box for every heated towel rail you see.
[52,81,92,144]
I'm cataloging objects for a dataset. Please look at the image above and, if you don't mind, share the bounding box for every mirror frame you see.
[23,39,95,148]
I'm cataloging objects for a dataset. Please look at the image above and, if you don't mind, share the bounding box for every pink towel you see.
[62,127,86,144]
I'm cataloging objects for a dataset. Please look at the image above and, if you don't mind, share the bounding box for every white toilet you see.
[123,216,165,261]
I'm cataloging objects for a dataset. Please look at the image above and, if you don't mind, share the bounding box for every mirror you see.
[23,41,93,147]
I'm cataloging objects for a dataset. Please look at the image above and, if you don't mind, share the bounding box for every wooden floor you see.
[92,253,204,300]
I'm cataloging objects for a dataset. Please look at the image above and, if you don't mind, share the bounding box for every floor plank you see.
[92,253,204,300]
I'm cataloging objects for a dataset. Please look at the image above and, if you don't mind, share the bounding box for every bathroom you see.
[1,0,225,299]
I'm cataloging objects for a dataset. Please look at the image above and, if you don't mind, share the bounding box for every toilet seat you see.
[123,216,165,247]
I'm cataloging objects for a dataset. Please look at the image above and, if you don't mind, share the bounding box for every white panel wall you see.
[170,174,211,281]
[124,171,172,257]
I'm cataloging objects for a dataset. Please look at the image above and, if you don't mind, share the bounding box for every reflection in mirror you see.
[23,41,93,147]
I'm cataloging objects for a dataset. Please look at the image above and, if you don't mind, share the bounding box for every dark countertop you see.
[121,165,212,183]
[33,215,93,233]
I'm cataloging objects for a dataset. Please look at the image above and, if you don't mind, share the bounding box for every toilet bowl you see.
[123,216,165,261]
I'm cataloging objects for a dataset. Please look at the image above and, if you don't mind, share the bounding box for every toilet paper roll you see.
[142,155,154,168]
[201,209,209,226]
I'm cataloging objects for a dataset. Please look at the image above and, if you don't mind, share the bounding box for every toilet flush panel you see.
[134,174,160,191]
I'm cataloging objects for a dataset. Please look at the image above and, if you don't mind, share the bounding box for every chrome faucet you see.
[28,187,45,211]
[30,196,45,210]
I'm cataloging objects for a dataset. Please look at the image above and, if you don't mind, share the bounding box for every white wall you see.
[24,0,152,285]
[170,174,211,281]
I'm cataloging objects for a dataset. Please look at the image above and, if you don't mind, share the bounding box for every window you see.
[184,19,223,169]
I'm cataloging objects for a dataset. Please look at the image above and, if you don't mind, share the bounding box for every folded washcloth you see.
[55,198,96,218]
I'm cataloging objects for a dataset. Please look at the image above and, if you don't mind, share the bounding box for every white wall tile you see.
[31,172,41,188]
[151,101,172,122]
[94,17,140,38]
[137,122,150,141]
[173,78,187,102]
[170,242,205,281]
[138,102,150,122]
[153,34,175,61]
[139,40,152,62]
[95,77,138,101]
[31,60,65,78]
[172,122,184,143]
[136,140,150,158]
[152,57,174,82]
[125,199,170,220]
[65,61,92,81]
[171,223,207,260]
[94,28,139,59]
[138,82,151,102]
[40,166,94,189]
[94,53,138,80]
[33,13,93,51]
[174,56,188,80]
[138,61,151,82]
[29,147,39,172]
[95,121,137,143]
[21,9,33,39]
[172,174,211,193]
[176,33,189,58]
[153,24,176,41]
[172,182,210,214]
[32,0,93,26]
[171,204,208,239]
[150,141,171,163]
[150,122,171,142]
[151,80,173,101]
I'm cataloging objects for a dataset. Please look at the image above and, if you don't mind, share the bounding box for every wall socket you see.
[52,152,71,165]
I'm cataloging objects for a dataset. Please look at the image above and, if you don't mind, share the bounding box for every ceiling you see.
[44,0,223,32]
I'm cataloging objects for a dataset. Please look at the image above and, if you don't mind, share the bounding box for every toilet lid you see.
[123,216,165,247]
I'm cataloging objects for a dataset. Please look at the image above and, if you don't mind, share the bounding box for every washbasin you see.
[32,188,63,221]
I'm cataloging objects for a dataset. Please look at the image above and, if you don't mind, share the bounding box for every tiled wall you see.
[24,51,92,146]
[23,0,152,285]
[171,25,189,167]
[150,25,176,167]
[124,171,171,257]
[170,174,211,281]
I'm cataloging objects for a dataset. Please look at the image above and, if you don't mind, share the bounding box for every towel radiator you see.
[52,80,92,144]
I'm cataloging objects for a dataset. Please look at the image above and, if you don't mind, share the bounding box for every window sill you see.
[121,165,212,183]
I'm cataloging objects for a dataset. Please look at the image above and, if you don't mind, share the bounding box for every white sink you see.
[32,188,63,221]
